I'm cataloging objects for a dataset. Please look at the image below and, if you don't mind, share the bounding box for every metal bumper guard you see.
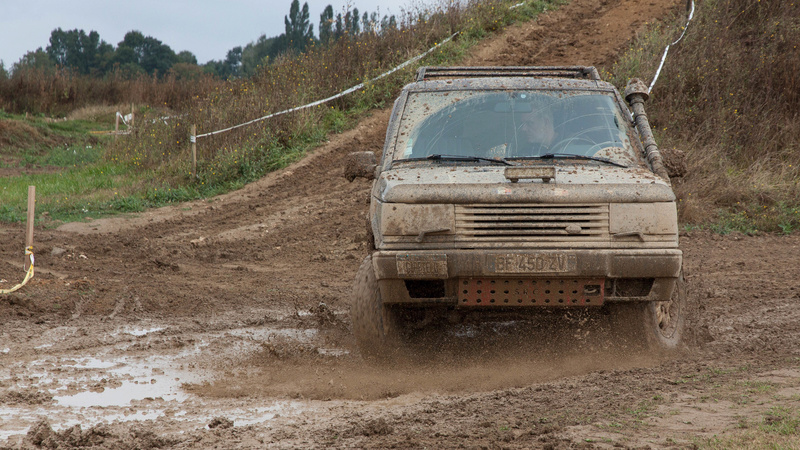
[372,249,682,306]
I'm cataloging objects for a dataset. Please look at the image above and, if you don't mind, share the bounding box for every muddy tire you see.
[608,273,686,352]
[351,255,402,361]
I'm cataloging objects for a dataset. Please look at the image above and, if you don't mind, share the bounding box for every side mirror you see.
[344,151,378,182]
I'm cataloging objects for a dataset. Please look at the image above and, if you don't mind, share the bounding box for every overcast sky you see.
[0,0,423,67]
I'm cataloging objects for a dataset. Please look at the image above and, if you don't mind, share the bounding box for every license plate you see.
[490,253,577,274]
[396,254,448,278]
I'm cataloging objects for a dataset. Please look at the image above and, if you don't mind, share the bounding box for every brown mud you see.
[4,0,800,448]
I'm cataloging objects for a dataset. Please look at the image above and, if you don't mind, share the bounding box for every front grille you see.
[455,204,609,242]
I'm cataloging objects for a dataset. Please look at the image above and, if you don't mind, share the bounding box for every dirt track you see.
[3,0,800,448]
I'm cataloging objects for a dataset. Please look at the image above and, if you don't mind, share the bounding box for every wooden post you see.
[130,104,135,128]
[25,186,35,271]
[191,125,197,179]
[114,112,119,140]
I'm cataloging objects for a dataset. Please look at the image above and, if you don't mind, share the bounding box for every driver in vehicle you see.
[487,107,556,158]
[516,108,556,155]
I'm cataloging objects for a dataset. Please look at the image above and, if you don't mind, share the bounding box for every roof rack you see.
[415,66,601,82]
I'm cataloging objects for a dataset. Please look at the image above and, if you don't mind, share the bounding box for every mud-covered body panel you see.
[372,248,680,305]
[374,165,674,204]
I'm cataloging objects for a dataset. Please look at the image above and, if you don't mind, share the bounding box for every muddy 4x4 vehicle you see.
[351,66,684,359]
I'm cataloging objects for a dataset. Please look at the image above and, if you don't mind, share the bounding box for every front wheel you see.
[607,273,686,352]
[350,256,402,361]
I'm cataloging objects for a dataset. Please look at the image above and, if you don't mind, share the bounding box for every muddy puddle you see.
[1,311,659,441]
[0,319,329,440]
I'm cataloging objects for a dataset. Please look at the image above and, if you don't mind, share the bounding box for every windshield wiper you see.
[512,153,627,168]
[425,154,514,166]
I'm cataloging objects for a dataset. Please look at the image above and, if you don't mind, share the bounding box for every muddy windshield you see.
[394,90,644,166]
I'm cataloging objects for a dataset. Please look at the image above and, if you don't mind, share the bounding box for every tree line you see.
[2,29,201,80]
[0,0,396,81]
[205,0,397,78]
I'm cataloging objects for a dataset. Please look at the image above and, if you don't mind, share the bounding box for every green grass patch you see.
[694,202,800,235]
[1,162,132,223]
[0,117,333,225]
[1,177,205,225]
[1,113,114,168]
[697,406,800,449]
[18,144,104,167]
[761,406,800,436]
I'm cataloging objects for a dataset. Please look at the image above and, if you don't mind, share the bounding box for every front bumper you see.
[372,249,682,306]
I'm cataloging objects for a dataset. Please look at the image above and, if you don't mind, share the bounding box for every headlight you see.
[609,202,678,235]
[380,204,455,240]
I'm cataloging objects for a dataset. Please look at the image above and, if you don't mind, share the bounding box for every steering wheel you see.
[549,124,621,155]
[549,137,598,155]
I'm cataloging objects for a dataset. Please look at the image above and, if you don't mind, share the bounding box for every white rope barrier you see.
[194,31,460,140]
[156,114,185,125]
[648,0,696,94]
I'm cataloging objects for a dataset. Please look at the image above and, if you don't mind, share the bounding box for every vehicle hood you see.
[376,164,675,204]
